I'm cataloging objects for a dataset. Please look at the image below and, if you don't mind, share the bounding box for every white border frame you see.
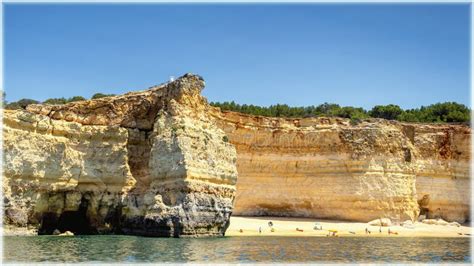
[0,1,471,265]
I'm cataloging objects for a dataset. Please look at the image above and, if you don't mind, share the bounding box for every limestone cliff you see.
[211,111,471,223]
[3,74,238,237]
[3,74,471,238]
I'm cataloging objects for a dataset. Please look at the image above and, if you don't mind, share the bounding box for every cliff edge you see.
[3,74,238,237]
[212,111,471,223]
[3,74,471,238]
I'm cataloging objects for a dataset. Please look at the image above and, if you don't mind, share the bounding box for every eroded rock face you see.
[3,73,471,236]
[3,74,238,237]
[211,111,471,223]
[413,125,471,223]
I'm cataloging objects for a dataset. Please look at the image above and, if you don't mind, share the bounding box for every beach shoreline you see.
[226,216,472,238]
[2,216,471,238]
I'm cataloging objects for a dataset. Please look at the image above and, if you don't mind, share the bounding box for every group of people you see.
[256,221,275,234]
[313,224,323,230]
[365,227,398,235]
[246,221,399,236]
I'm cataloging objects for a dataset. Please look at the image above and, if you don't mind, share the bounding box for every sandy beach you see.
[226,216,472,238]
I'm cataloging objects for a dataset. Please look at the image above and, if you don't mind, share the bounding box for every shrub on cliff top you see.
[395,102,471,123]
[92,93,116,99]
[369,104,404,120]
[68,96,87,102]
[43,96,87,105]
[4,91,470,123]
[4,98,39,109]
[210,101,470,123]
[43,97,68,105]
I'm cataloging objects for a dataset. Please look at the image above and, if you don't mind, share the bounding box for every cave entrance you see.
[39,196,97,235]
[57,197,96,235]
[419,207,429,216]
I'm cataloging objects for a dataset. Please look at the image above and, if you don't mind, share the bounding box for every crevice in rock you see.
[126,128,153,192]
[403,147,412,162]
[104,204,123,234]
[402,125,415,144]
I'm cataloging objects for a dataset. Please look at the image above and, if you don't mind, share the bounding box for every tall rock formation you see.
[3,73,471,237]
[211,111,471,223]
[3,74,238,237]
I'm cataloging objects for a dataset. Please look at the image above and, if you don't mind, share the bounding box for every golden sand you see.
[226,216,472,237]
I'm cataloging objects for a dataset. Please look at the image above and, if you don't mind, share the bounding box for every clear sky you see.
[4,4,471,109]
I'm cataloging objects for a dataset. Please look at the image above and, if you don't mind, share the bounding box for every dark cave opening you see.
[39,196,97,235]
[38,212,59,235]
[419,207,429,216]
[57,211,96,235]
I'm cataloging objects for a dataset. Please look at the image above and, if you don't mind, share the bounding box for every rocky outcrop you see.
[211,111,471,223]
[413,124,471,222]
[3,74,238,237]
[3,73,471,237]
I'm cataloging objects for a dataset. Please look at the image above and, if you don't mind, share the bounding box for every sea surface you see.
[3,235,471,263]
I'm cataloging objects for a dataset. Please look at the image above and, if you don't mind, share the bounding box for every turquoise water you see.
[3,235,471,263]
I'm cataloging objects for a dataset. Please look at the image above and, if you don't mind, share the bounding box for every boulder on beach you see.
[449,222,461,227]
[52,229,61,235]
[402,220,413,225]
[402,220,415,228]
[368,218,391,227]
[422,218,449,225]
[417,215,426,222]
[421,219,437,225]
[59,231,74,236]
[436,219,448,226]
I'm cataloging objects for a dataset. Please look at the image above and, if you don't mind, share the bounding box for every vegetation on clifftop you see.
[3,93,116,110]
[210,101,471,123]
[2,92,470,123]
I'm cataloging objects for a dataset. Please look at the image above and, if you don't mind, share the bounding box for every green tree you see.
[315,103,341,117]
[68,96,86,102]
[445,110,469,123]
[369,104,403,120]
[91,93,115,99]
[397,111,420,122]
[421,102,470,123]
[5,98,39,109]
[43,97,68,105]
[334,106,368,119]
[207,101,472,123]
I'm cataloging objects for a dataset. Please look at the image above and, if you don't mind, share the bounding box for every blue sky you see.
[4,4,471,109]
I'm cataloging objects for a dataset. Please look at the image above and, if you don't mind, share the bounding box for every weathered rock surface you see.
[368,218,392,227]
[211,111,471,223]
[3,73,471,238]
[3,74,238,237]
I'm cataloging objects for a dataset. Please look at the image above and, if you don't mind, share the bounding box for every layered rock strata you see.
[3,73,471,237]
[211,111,471,223]
[3,74,238,237]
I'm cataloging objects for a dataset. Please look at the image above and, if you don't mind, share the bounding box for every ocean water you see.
[2,235,471,263]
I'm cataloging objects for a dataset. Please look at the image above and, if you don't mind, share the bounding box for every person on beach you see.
[379,227,382,233]
[259,227,262,234]
[365,228,368,234]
